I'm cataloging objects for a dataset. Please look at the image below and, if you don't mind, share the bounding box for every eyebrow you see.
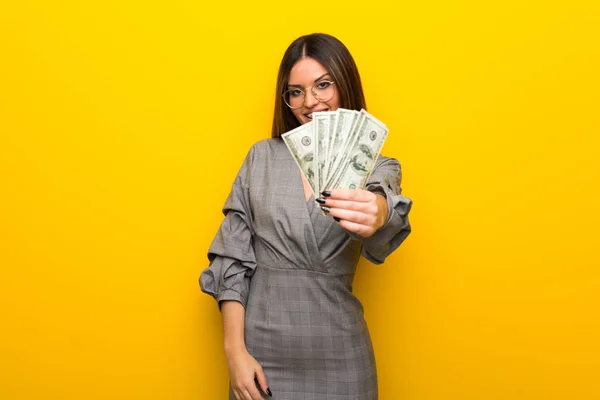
[288,73,331,88]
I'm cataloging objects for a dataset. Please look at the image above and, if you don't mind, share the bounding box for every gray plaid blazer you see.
[200,138,412,399]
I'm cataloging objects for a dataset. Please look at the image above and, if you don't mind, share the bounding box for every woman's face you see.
[287,57,340,125]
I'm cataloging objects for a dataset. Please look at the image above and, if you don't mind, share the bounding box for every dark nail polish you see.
[321,191,331,197]
[333,217,341,222]
[315,197,326,204]
[320,206,331,213]
[267,387,273,396]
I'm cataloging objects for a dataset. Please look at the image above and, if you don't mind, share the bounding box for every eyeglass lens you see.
[283,81,335,109]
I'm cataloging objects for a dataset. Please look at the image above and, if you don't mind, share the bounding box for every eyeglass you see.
[283,80,336,109]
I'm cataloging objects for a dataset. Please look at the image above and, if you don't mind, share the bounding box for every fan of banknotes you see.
[282,108,389,195]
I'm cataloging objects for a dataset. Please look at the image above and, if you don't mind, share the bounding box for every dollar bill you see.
[326,110,389,190]
[313,112,330,195]
[282,108,389,195]
[323,111,337,184]
[325,109,359,188]
[325,110,366,189]
[281,121,317,194]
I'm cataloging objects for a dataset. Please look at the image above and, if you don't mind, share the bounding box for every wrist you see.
[375,193,388,229]
[224,341,247,357]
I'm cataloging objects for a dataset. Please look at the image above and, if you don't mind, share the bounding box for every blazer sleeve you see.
[350,156,412,264]
[199,147,256,309]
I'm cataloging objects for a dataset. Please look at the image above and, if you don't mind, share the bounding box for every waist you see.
[247,264,366,331]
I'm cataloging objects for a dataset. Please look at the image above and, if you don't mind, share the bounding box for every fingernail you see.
[333,217,341,222]
[320,206,331,213]
[321,191,331,197]
[315,197,326,204]
[267,387,273,396]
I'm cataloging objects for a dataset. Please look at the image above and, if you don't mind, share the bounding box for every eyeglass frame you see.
[282,80,336,110]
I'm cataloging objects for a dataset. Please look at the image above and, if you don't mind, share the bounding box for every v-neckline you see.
[306,191,315,204]
[282,142,328,271]
[299,171,315,204]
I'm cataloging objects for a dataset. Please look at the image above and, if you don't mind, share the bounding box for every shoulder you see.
[247,138,286,160]
[251,137,285,151]
[238,138,286,172]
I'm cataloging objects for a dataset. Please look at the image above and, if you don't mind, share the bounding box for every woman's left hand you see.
[316,189,388,238]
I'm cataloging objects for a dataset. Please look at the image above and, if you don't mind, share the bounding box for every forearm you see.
[221,300,246,356]
[356,190,412,264]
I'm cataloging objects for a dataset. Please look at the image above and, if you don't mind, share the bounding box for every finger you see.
[232,388,242,400]
[328,208,375,226]
[322,188,374,202]
[319,198,375,213]
[255,370,272,397]
[239,388,254,400]
[246,383,263,400]
[335,218,376,238]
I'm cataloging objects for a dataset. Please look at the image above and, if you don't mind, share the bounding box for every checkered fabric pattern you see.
[200,138,412,399]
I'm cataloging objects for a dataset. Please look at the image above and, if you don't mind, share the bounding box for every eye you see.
[316,81,332,89]
[288,89,303,97]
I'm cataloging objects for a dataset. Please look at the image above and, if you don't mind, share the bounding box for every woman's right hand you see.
[226,347,270,400]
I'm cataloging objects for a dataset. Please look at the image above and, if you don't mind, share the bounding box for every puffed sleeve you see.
[350,156,412,264]
[199,147,256,309]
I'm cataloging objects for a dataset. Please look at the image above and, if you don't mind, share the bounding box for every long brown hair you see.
[271,33,367,138]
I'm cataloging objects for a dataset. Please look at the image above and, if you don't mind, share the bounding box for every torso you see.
[232,138,379,399]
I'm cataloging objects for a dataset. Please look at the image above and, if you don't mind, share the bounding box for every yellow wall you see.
[1,1,599,398]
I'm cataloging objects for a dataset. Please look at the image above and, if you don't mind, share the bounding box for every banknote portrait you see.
[300,152,315,181]
[350,143,375,176]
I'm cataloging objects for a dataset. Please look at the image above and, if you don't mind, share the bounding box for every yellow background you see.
[1,0,599,398]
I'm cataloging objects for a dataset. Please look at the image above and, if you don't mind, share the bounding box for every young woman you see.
[200,33,412,400]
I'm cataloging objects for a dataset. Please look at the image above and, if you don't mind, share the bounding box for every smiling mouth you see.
[304,109,329,120]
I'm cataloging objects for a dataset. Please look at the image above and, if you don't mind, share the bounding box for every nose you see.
[303,89,319,108]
